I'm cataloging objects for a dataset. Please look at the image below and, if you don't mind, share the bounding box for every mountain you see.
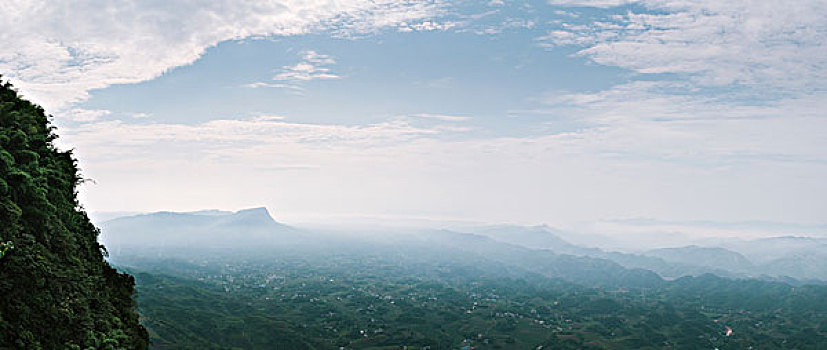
[761,251,827,281]
[644,245,754,271]
[722,236,827,264]
[717,236,827,281]
[100,207,299,255]
[0,78,148,348]
[467,225,743,280]
[422,229,664,288]
[101,211,664,289]
[467,225,827,282]
[97,215,827,349]
[471,224,592,255]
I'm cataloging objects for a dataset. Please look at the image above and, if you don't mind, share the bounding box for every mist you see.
[4,0,826,348]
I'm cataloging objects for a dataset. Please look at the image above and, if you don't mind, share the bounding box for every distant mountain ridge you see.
[101,210,664,289]
[100,209,827,283]
[721,237,827,281]
[105,207,283,226]
[644,245,754,270]
[466,225,827,282]
[100,207,299,255]
[471,224,589,254]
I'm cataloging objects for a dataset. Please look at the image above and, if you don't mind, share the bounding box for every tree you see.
[0,77,149,349]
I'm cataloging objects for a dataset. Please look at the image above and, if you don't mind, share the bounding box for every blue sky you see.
[78,21,625,134]
[2,0,826,239]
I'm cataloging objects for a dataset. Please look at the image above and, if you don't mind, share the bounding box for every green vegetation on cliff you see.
[0,78,149,349]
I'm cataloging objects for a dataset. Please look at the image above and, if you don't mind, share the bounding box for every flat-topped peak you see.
[235,207,270,215]
[232,207,274,220]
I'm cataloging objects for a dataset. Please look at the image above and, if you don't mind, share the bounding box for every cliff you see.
[0,78,149,349]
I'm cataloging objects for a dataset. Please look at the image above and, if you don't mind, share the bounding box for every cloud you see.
[537,81,827,164]
[273,51,340,82]
[63,108,111,122]
[533,0,827,187]
[242,82,306,92]
[472,17,536,35]
[58,117,446,161]
[4,0,824,231]
[409,113,471,122]
[252,115,288,122]
[548,0,634,8]
[397,20,459,32]
[0,0,445,111]
[245,50,341,91]
[541,0,827,92]
[58,83,827,227]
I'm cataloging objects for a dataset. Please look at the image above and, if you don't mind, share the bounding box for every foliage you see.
[120,252,827,350]
[0,241,12,260]
[0,77,148,349]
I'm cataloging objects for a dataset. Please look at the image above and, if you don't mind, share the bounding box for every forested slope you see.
[0,78,148,349]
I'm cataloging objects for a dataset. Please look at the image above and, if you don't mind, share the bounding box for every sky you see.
[2,0,826,239]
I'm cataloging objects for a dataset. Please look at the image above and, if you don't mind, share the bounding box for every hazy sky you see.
[2,0,825,237]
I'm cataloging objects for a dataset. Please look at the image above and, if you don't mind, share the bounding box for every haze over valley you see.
[2,0,826,348]
[89,207,827,348]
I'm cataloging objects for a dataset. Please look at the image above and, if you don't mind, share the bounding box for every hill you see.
[0,78,149,348]
[469,225,827,282]
[468,225,743,280]
[471,224,590,254]
[644,245,754,271]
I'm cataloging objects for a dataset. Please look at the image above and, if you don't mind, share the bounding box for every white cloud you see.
[4,0,824,233]
[0,0,445,111]
[273,51,340,82]
[244,50,340,91]
[409,113,471,122]
[536,81,827,163]
[58,117,444,161]
[397,20,459,32]
[57,83,827,228]
[548,0,634,8]
[553,10,580,18]
[64,108,110,122]
[252,114,287,122]
[534,0,827,214]
[242,82,306,92]
[473,17,536,35]
[542,0,827,92]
